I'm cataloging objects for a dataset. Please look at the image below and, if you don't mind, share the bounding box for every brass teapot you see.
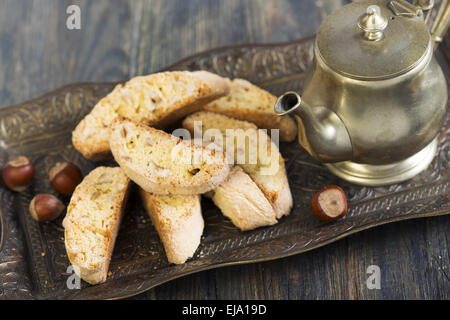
[275,0,449,186]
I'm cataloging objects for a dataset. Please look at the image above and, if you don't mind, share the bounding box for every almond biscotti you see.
[203,78,297,142]
[212,166,277,231]
[63,166,130,284]
[140,189,203,264]
[109,118,231,195]
[183,111,293,218]
[72,71,230,160]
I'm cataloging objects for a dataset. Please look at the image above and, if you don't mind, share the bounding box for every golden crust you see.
[72,71,230,160]
[203,78,297,142]
[63,166,130,284]
[109,118,231,195]
[140,189,204,264]
[183,111,293,218]
[212,167,277,231]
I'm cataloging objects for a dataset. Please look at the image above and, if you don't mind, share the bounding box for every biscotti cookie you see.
[203,78,297,142]
[72,71,230,160]
[212,166,277,231]
[109,118,231,195]
[183,111,293,218]
[140,189,203,264]
[63,166,130,284]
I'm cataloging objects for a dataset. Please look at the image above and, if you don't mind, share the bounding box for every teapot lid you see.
[316,0,431,80]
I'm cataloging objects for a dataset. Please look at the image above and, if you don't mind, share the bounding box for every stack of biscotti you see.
[65,70,294,283]
[65,71,232,281]
[63,167,130,284]
[72,71,230,160]
[183,111,293,222]
[109,118,230,263]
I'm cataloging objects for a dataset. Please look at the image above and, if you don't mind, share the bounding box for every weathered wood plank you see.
[133,0,348,76]
[0,0,134,107]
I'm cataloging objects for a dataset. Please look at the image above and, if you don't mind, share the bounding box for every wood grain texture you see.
[0,0,448,300]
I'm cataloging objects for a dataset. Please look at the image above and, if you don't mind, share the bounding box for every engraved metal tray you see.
[0,36,448,299]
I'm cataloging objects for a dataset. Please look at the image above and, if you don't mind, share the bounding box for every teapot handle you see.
[425,0,449,45]
[389,0,449,46]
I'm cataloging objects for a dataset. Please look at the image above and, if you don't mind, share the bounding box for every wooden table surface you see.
[0,0,448,300]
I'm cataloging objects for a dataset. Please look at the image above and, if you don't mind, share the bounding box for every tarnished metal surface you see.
[0,36,448,299]
[276,0,448,185]
[316,0,430,79]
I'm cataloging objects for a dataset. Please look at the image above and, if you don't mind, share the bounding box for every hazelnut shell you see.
[49,162,82,196]
[29,194,65,222]
[311,185,348,222]
[2,156,35,192]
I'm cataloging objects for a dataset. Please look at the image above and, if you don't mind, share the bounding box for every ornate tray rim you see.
[0,35,448,300]
[113,210,450,300]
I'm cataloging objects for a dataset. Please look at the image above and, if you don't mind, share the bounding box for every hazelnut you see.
[2,156,35,192]
[49,162,82,196]
[29,194,65,222]
[311,185,348,222]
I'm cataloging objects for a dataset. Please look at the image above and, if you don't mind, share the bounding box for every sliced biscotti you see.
[212,166,277,231]
[183,112,293,218]
[72,71,230,160]
[203,78,297,142]
[62,166,130,284]
[140,189,203,264]
[109,118,231,195]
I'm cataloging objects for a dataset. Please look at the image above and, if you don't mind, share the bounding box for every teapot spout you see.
[274,92,353,163]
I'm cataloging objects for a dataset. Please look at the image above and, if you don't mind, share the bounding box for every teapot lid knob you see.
[357,5,388,41]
